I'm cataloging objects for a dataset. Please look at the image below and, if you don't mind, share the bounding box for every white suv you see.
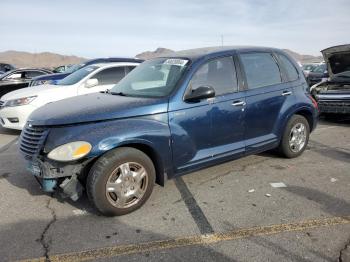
[0,62,139,130]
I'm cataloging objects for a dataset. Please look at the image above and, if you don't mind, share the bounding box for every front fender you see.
[44,114,172,181]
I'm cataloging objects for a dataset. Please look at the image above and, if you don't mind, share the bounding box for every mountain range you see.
[0,47,323,69]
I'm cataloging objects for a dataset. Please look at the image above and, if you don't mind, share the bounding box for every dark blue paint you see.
[24,46,318,186]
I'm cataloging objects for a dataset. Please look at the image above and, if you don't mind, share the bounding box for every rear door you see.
[238,52,293,154]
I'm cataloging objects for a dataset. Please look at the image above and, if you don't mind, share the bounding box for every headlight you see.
[5,96,37,107]
[47,141,92,162]
[31,80,52,86]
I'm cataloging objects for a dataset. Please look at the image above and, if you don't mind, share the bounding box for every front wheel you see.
[87,147,156,216]
[278,115,310,158]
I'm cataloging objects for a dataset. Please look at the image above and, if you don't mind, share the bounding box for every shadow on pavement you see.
[308,139,350,163]
[283,185,350,217]
[319,115,350,127]
[0,126,21,136]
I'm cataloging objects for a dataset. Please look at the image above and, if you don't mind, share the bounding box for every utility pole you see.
[221,34,224,46]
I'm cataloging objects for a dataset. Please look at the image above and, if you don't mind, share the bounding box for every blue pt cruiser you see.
[20,47,318,216]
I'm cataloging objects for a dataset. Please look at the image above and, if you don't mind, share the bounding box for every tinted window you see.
[278,54,299,81]
[25,70,46,78]
[5,72,23,80]
[92,67,125,85]
[189,56,237,96]
[240,53,282,89]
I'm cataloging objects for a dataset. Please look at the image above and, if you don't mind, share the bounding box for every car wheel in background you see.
[87,147,156,216]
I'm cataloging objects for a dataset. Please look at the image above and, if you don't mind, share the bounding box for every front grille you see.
[318,100,350,114]
[19,125,48,160]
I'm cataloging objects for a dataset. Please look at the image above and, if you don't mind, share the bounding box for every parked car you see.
[20,46,318,216]
[0,68,52,98]
[306,63,328,86]
[29,58,144,87]
[0,63,15,73]
[310,44,350,114]
[0,62,138,130]
[302,63,319,77]
[52,64,74,73]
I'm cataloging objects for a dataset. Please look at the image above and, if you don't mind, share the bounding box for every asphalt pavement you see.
[0,116,349,262]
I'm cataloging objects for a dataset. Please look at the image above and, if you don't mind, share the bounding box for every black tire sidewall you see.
[87,147,156,216]
[280,115,310,158]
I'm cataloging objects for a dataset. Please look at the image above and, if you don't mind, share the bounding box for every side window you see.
[25,71,46,78]
[189,56,238,96]
[92,67,126,85]
[240,53,282,89]
[5,72,22,80]
[277,54,299,81]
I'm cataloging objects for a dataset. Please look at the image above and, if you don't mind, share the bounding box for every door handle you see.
[282,91,292,96]
[232,101,246,106]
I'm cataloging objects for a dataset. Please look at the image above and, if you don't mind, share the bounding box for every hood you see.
[1,84,58,100]
[321,44,350,79]
[32,72,70,81]
[28,92,168,126]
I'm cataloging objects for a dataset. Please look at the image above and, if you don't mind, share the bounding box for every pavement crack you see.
[338,237,350,262]
[39,196,57,262]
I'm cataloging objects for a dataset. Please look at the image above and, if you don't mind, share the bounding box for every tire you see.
[278,115,310,158]
[87,147,156,216]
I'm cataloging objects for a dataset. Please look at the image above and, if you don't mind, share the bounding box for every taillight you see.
[308,94,318,110]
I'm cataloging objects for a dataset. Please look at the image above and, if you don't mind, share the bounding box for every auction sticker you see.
[164,59,188,66]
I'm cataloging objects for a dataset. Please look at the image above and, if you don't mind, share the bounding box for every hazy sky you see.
[1,0,349,58]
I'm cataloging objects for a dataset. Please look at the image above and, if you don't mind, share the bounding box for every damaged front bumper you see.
[26,158,94,201]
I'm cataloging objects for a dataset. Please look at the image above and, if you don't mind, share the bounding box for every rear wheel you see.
[278,115,310,158]
[87,147,155,216]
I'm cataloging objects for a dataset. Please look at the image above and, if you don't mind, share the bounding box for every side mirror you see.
[185,86,215,102]
[85,78,98,88]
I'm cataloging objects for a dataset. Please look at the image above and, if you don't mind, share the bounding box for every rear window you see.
[240,53,282,89]
[278,54,299,81]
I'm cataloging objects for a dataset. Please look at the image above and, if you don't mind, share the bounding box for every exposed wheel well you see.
[115,143,165,186]
[294,109,314,132]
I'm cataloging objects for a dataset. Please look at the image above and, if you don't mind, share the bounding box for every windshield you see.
[64,63,85,74]
[110,58,189,97]
[311,64,327,73]
[57,65,98,85]
[302,64,316,71]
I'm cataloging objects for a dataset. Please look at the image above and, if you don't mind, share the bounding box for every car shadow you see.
[319,114,350,127]
[0,126,21,136]
[283,185,350,217]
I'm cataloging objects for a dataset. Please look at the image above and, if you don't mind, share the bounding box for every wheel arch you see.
[95,140,168,186]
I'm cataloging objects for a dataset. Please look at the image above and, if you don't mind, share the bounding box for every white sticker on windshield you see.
[85,67,94,72]
[164,59,188,67]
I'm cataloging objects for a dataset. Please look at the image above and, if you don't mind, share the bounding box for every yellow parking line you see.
[20,216,350,262]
